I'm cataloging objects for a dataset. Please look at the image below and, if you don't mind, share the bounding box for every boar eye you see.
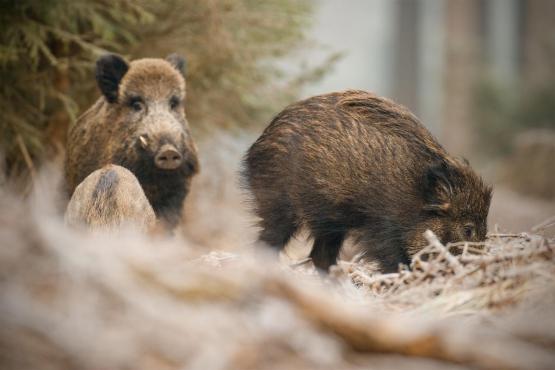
[170,96,180,110]
[128,97,144,112]
[463,224,475,239]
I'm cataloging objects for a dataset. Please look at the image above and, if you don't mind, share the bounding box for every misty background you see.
[296,0,555,234]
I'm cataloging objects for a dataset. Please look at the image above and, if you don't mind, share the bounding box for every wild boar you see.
[243,90,492,272]
[65,54,199,229]
[65,164,156,232]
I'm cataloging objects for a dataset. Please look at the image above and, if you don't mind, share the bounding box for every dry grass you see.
[1,133,554,370]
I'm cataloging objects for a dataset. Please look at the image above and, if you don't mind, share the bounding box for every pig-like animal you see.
[65,165,156,232]
[243,90,492,272]
[65,54,199,230]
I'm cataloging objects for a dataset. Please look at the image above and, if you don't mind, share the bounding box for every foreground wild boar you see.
[65,54,199,229]
[65,165,156,232]
[243,90,492,272]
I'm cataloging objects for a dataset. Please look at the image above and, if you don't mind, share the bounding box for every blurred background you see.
[301,0,555,235]
[0,0,553,240]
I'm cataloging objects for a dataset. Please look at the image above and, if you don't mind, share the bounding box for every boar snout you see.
[154,144,182,170]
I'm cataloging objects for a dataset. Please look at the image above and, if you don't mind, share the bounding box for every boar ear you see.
[166,53,186,76]
[96,54,129,103]
[422,160,455,215]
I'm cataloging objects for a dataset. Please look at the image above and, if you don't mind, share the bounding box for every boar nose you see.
[154,144,182,170]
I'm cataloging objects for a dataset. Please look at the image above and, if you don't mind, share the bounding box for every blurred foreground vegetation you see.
[0,0,322,181]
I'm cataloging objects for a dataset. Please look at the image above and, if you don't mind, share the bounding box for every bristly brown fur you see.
[65,55,199,230]
[243,90,492,272]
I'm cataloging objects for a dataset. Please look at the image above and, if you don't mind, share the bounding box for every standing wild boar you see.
[243,90,492,272]
[65,54,199,229]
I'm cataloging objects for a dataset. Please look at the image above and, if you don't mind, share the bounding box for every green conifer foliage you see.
[0,0,315,181]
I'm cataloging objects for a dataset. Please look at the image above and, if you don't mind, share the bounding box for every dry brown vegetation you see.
[1,133,554,370]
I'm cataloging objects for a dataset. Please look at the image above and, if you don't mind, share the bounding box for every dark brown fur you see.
[243,90,492,272]
[65,54,199,229]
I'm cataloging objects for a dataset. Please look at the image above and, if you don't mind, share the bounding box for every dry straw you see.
[0,178,554,370]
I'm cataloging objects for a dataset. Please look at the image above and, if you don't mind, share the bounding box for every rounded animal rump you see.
[65,164,156,232]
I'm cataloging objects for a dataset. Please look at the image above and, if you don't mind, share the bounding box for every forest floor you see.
[1,132,554,370]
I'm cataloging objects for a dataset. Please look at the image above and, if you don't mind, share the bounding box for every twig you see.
[265,277,553,370]
[488,233,528,239]
[424,230,464,275]
[16,134,36,182]
[532,216,555,233]
[289,257,312,268]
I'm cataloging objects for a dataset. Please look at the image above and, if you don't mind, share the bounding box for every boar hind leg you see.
[364,237,411,273]
[309,231,346,271]
[258,218,297,251]
[256,200,298,251]
[65,164,156,232]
